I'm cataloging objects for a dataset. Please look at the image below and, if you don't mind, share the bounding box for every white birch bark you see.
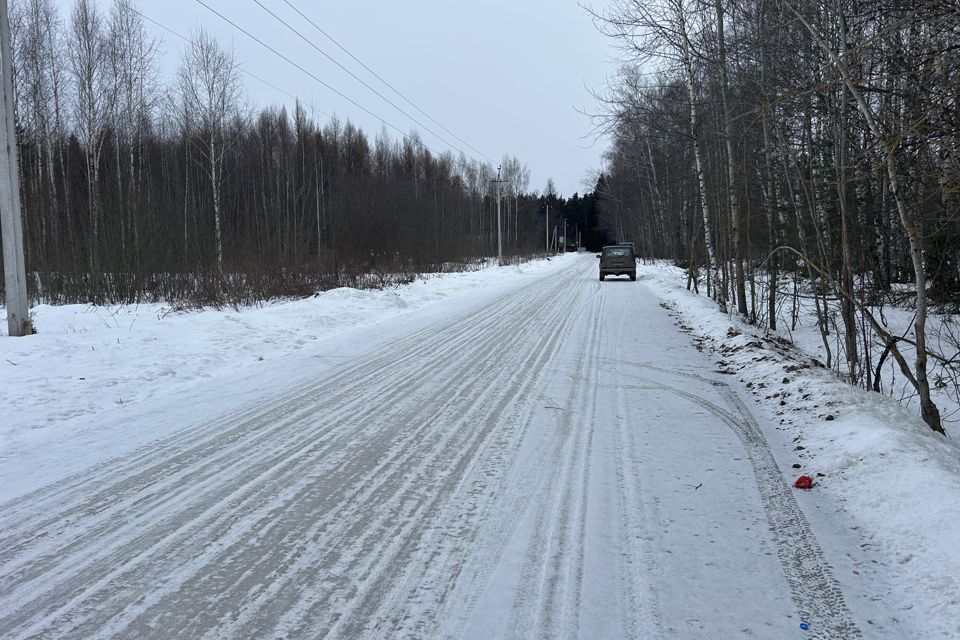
[677,1,723,308]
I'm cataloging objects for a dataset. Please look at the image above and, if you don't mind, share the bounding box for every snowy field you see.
[0,254,958,638]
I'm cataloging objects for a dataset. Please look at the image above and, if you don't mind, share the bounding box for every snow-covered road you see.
[1,256,863,639]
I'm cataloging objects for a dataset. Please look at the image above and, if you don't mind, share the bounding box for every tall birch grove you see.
[3,0,545,307]
[590,0,959,433]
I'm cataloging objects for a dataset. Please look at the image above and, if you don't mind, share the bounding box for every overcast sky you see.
[55,0,618,197]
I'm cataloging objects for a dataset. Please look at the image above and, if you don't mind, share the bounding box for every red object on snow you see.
[794,475,814,490]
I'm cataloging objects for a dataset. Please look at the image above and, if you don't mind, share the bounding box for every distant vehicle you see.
[598,245,636,281]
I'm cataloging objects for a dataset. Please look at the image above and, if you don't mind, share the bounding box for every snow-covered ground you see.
[754,273,960,427]
[639,262,960,638]
[0,254,958,638]
[0,257,565,496]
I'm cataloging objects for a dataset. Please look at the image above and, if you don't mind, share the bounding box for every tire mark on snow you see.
[117,283,575,638]
[349,276,593,639]
[279,284,583,639]
[611,369,665,637]
[0,308,521,636]
[0,262,577,545]
[0,265,583,638]
[506,289,602,640]
[629,364,861,639]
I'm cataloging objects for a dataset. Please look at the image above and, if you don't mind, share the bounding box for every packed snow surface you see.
[0,255,957,638]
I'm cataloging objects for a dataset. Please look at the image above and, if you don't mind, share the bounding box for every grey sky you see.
[56,0,617,196]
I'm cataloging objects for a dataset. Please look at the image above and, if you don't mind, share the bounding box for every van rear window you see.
[603,248,631,258]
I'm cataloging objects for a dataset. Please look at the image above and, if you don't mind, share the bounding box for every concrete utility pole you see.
[491,166,507,266]
[0,0,31,337]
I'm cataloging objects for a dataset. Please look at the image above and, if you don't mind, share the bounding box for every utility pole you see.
[491,165,507,266]
[0,0,31,337]
[562,219,567,253]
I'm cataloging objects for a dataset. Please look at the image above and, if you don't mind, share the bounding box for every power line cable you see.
[249,0,484,164]
[278,0,495,164]
[191,0,451,159]
[116,0,333,122]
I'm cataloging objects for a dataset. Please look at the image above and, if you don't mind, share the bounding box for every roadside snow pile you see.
[638,262,960,637]
[0,255,572,465]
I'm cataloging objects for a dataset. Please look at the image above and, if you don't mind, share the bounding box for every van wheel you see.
[629,274,636,281]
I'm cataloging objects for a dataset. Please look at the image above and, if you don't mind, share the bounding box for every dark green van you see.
[598,245,636,281]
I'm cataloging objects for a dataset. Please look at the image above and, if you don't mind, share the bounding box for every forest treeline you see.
[2,0,560,307]
[590,0,958,433]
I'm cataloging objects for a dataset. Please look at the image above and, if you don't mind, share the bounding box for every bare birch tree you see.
[108,0,159,261]
[68,0,113,271]
[178,28,241,274]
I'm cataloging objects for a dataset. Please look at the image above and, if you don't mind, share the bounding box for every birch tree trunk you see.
[713,0,746,316]
[210,136,223,273]
[678,2,723,309]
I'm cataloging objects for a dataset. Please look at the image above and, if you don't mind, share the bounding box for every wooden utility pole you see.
[0,0,31,337]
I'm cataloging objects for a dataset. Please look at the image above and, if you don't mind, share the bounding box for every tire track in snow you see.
[0,261,590,639]
[208,264,590,639]
[0,265,572,542]
[274,282,585,639]
[505,289,603,640]
[0,298,536,636]
[611,370,665,637]
[0,257,863,640]
[1,272,548,632]
[0,269,559,545]
[342,274,595,639]
[3,282,568,640]
[628,363,861,639]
